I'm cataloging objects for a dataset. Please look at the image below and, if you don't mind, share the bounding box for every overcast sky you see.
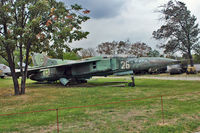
[61,0,200,51]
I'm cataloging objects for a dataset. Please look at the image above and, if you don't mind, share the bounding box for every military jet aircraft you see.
[16,53,177,86]
[0,64,11,78]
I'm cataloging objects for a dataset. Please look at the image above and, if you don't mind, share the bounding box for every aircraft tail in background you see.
[32,53,49,67]
[0,64,11,78]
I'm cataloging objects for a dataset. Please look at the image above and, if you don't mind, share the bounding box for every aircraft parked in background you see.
[0,64,10,78]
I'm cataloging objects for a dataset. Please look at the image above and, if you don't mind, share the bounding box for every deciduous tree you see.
[128,42,151,57]
[79,48,97,58]
[96,41,118,55]
[0,0,89,95]
[96,40,153,57]
[153,0,200,66]
[147,48,160,57]
[97,40,130,55]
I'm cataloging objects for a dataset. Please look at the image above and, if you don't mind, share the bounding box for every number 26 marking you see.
[121,61,130,69]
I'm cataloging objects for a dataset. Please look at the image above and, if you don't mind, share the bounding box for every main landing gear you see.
[128,75,135,87]
[59,78,87,86]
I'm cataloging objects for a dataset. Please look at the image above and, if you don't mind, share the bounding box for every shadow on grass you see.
[29,81,129,88]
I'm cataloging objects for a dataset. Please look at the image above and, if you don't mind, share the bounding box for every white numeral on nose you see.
[121,61,130,69]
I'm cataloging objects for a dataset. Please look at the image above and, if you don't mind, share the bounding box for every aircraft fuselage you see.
[29,56,175,84]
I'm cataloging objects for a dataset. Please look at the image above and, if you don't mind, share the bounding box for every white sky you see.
[67,0,200,52]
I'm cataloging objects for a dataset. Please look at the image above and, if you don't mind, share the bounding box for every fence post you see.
[161,96,164,124]
[56,109,59,133]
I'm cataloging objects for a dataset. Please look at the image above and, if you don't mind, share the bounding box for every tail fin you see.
[32,53,49,67]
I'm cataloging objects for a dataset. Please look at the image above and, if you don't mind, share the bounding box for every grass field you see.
[0,77,200,133]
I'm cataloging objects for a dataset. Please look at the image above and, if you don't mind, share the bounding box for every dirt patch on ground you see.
[0,88,13,97]
[163,92,200,101]
[84,107,158,132]
[20,124,58,133]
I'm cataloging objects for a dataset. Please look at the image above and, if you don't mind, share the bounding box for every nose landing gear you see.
[128,75,135,87]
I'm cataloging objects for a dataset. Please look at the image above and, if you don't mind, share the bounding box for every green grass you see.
[0,77,200,132]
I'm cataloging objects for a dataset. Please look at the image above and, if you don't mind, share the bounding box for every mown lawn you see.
[0,77,200,133]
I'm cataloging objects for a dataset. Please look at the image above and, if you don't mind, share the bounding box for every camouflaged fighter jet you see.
[21,53,177,86]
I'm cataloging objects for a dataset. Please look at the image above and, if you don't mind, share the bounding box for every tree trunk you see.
[7,51,20,95]
[188,52,194,67]
[19,35,24,94]
[21,75,26,94]
[11,72,20,95]
[20,41,31,94]
[19,5,26,94]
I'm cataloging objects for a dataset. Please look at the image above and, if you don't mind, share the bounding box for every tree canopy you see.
[96,40,158,57]
[79,48,97,58]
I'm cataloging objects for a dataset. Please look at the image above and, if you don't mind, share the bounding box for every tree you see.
[79,48,97,58]
[152,0,200,66]
[116,40,130,54]
[63,48,82,60]
[96,40,154,57]
[147,48,160,57]
[193,54,200,64]
[96,41,118,55]
[128,42,151,57]
[63,52,80,60]
[0,56,8,66]
[193,45,200,63]
[47,47,82,59]
[96,40,130,55]
[0,0,89,95]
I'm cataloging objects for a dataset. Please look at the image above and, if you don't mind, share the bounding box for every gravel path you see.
[136,76,200,81]
[93,76,200,81]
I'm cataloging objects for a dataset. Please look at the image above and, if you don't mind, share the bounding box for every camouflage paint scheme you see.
[22,53,176,85]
